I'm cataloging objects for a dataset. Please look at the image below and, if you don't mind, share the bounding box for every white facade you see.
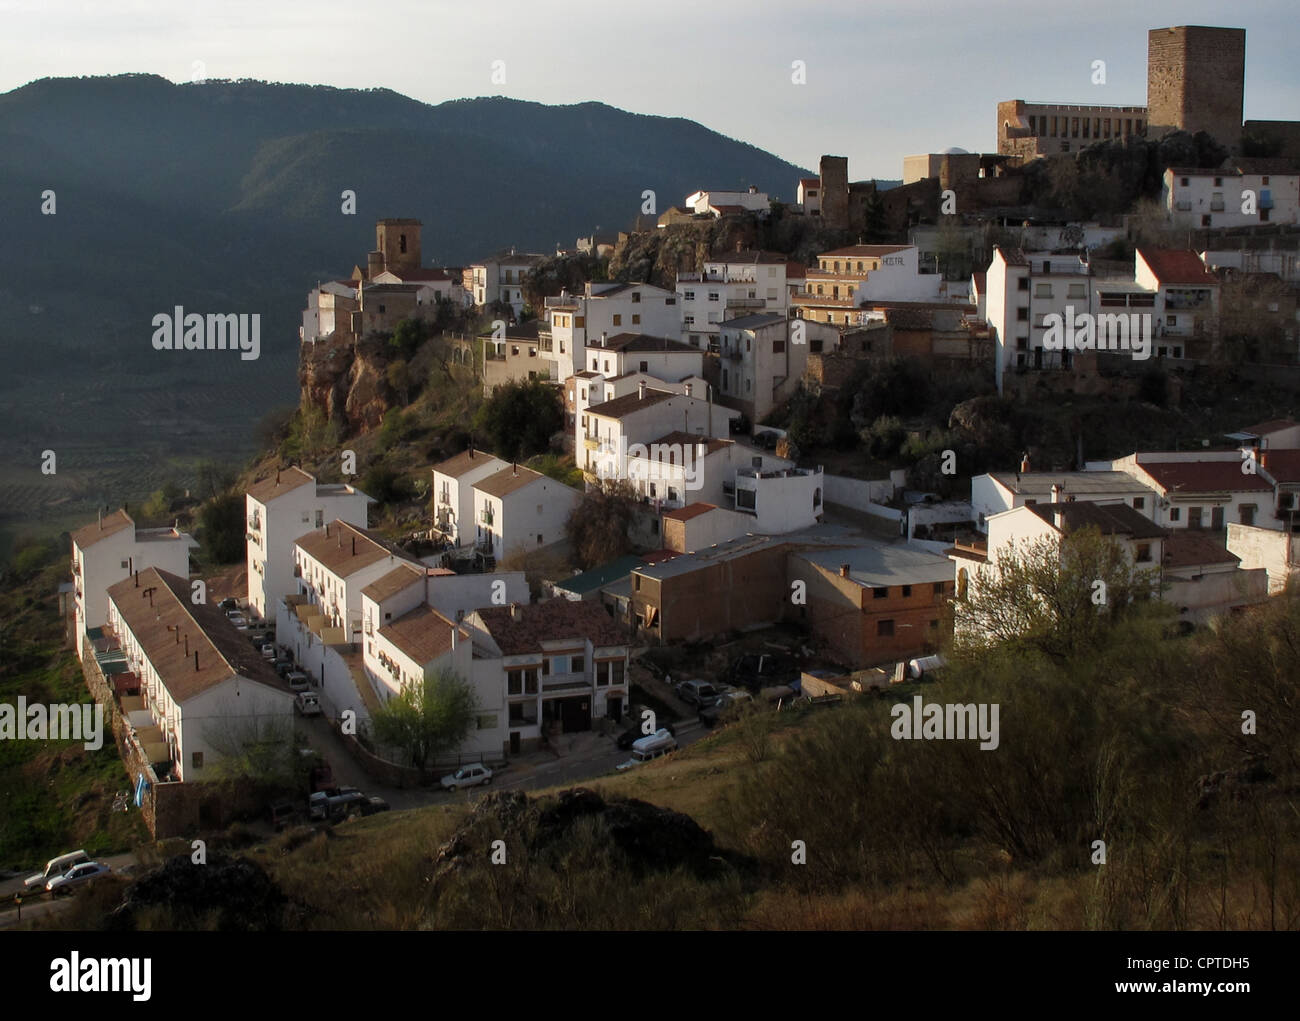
[432,450,509,546]
[300,281,358,344]
[71,510,197,661]
[245,468,371,624]
[1164,166,1300,229]
[291,522,420,642]
[717,314,837,422]
[969,471,1159,533]
[545,282,681,382]
[471,467,583,562]
[469,252,547,316]
[1105,451,1276,531]
[685,188,770,216]
[677,254,791,350]
[580,386,733,481]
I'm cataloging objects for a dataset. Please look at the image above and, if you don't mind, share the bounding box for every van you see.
[24,850,91,892]
[617,728,677,770]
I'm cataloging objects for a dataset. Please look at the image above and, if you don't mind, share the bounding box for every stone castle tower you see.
[369,218,423,277]
[818,155,849,230]
[1147,26,1246,152]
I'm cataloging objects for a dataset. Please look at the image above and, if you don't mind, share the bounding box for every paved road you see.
[0,851,139,929]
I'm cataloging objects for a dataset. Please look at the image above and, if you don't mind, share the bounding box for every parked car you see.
[273,658,294,678]
[308,757,335,793]
[699,689,753,727]
[440,764,493,791]
[218,597,239,611]
[308,789,367,822]
[294,691,322,717]
[226,612,248,627]
[285,671,311,693]
[615,720,676,750]
[675,679,720,708]
[359,796,390,816]
[616,729,677,771]
[24,850,90,892]
[46,861,112,895]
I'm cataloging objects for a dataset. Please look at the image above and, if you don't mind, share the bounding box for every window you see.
[477,714,497,730]
[631,292,641,303]
[773,339,785,353]
[1169,507,1181,522]
[1240,505,1256,527]
[1018,277,1029,291]
[1133,497,1145,510]
[684,290,695,301]
[191,752,203,769]
[1135,543,1151,563]
[632,314,641,325]
[1017,307,1029,321]
[873,587,889,600]
[634,575,641,591]
[708,292,719,302]
[877,619,895,637]
[1188,507,1203,529]
[1167,315,1177,326]
[901,585,912,598]
[932,582,944,595]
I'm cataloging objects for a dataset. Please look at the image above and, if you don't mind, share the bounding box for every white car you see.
[285,671,311,693]
[294,691,322,717]
[24,849,90,891]
[46,861,112,894]
[441,764,493,791]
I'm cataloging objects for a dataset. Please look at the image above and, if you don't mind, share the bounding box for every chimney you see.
[1020,452,1030,473]
[98,507,103,530]
[194,650,199,672]
[134,571,139,587]
[351,536,356,556]
[639,381,647,400]
[839,563,851,578]
[1259,448,1269,470]
[1051,484,1065,530]
[1050,483,1062,504]
[512,463,518,477]
[275,469,281,485]
[509,602,521,621]
[685,382,693,397]
[469,443,475,459]
[184,634,189,656]
[601,331,607,348]
[325,522,330,538]
[450,625,458,650]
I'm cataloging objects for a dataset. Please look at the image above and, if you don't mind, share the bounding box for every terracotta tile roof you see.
[361,563,424,603]
[1026,501,1166,539]
[107,568,290,704]
[1260,449,1300,484]
[296,521,416,578]
[1241,418,1296,437]
[800,177,821,188]
[587,387,676,420]
[433,448,507,479]
[664,502,718,521]
[71,509,135,550]
[1139,249,1217,286]
[785,263,808,278]
[1136,458,1273,494]
[972,271,987,292]
[998,247,1029,267]
[378,604,463,666]
[247,466,315,504]
[476,600,631,656]
[475,464,546,499]
[1162,530,1240,570]
[818,244,911,259]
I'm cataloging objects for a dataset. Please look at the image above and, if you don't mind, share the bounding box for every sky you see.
[3,0,1297,180]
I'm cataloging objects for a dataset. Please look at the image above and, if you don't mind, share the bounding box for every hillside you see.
[0,75,810,550]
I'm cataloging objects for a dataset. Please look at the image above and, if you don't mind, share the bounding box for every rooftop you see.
[475,600,631,656]
[475,464,548,499]
[107,568,288,704]
[246,466,314,505]
[552,555,646,597]
[360,563,425,603]
[594,332,698,354]
[1135,457,1273,494]
[720,312,787,330]
[1162,530,1240,570]
[1138,248,1218,287]
[819,244,912,259]
[587,387,677,420]
[989,470,1155,496]
[296,521,417,578]
[433,447,508,480]
[1025,501,1167,539]
[664,502,719,523]
[378,605,464,666]
[794,542,954,588]
[71,509,135,550]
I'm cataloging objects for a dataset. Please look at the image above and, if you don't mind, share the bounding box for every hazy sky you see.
[3,0,1296,180]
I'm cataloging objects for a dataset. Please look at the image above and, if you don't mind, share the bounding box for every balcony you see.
[725,348,743,361]
[479,509,494,526]
[1210,200,1225,212]
[583,436,600,451]
[437,491,451,506]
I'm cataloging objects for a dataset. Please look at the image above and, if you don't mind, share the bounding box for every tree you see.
[386,359,413,404]
[862,187,889,242]
[199,492,245,564]
[390,318,428,359]
[369,670,478,776]
[473,379,564,462]
[202,711,295,785]
[565,479,639,569]
[954,525,1169,663]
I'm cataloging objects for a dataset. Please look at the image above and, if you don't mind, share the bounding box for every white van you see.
[617,729,677,770]
[25,849,91,892]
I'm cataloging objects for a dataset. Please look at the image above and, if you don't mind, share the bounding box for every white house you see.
[106,568,294,783]
[471,466,583,564]
[245,467,372,624]
[1163,159,1300,230]
[71,509,197,662]
[465,599,633,754]
[677,249,793,351]
[717,313,837,423]
[300,280,359,344]
[797,177,822,217]
[469,249,549,317]
[1133,248,1221,359]
[579,332,704,381]
[970,469,1160,532]
[1105,452,1275,531]
[544,282,680,381]
[432,448,509,546]
[580,383,733,482]
[685,187,770,217]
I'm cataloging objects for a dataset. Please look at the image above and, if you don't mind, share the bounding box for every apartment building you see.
[677,249,792,350]
[431,448,509,547]
[471,465,582,565]
[468,248,548,317]
[544,282,680,381]
[970,470,1160,532]
[579,383,733,482]
[717,313,837,422]
[245,467,371,623]
[106,568,293,783]
[71,509,197,662]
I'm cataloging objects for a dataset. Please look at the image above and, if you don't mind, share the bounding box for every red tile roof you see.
[1139,249,1217,286]
[1136,458,1272,494]
[378,605,463,666]
[476,600,631,656]
[1242,418,1296,438]
[1261,449,1300,484]
[664,502,718,521]
[247,466,315,505]
[71,509,135,550]
[1162,531,1240,570]
[819,244,911,259]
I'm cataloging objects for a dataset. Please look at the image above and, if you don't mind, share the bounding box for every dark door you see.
[560,697,591,733]
[607,697,623,723]
[510,731,521,755]
[1211,506,1225,530]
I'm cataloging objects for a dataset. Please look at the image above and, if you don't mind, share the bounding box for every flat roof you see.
[988,470,1154,496]
[794,543,954,588]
